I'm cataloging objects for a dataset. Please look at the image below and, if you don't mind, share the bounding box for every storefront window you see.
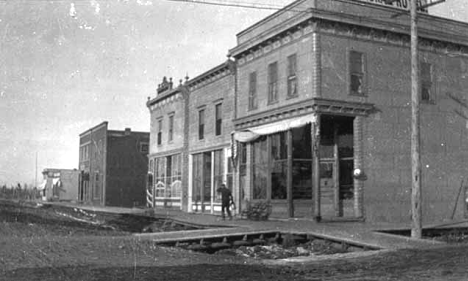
[153,154,181,198]
[271,132,287,200]
[252,137,268,199]
[170,154,182,198]
[155,157,166,197]
[213,150,224,201]
[292,125,312,199]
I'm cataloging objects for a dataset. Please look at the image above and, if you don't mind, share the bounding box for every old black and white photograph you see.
[1,0,468,280]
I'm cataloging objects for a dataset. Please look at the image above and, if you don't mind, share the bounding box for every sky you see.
[0,0,467,187]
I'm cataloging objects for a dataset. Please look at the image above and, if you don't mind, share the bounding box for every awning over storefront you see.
[233,114,317,143]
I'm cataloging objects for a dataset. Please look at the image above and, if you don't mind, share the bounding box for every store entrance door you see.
[319,115,355,218]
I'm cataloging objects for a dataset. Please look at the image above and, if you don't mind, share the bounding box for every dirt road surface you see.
[1,200,468,281]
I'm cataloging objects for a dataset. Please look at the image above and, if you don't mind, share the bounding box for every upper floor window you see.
[168,114,174,142]
[157,118,163,145]
[80,145,89,161]
[268,62,278,104]
[215,103,222,136]
[287,54,298,98]
[421,62,433,102]
[140,142,149,153]
[350,50,365,96]
[248,72,257,110]
[198,109,205,140]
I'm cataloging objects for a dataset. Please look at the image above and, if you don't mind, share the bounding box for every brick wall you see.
[188,74,235,153]
[321,32,468,223]
[106,132,149,207]
[148,93,185,156]
[235,32,314,120]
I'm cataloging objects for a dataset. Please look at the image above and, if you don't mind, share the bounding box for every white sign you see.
[358,0,429,12]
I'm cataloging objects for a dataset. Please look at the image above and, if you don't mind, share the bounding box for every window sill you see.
[268,100,279,106]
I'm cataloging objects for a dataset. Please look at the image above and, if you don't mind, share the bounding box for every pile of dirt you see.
[217,239,348,259]
[0,200,198,237]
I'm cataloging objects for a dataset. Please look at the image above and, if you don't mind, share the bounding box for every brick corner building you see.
[79,122,149,208]
[147,0,468,224]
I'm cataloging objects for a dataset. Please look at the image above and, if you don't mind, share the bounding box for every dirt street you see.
[1,200,468,281]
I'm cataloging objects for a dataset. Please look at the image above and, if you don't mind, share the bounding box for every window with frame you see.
[157,118,163,145]
[248,72,257,110]
[268,62,278,103]
[287,54,298,97]
[93,171,100,199]
[170,154,182,198]
[168,114,174,142]
[198,109,205,140]
[215,103,222,136]
[140,142,149,153]
[271,132,287,200]
[155,157,166,197]
[350,50,365,96]
[252,137,268,199]
[421,62,433,102]
[213,150,224,201]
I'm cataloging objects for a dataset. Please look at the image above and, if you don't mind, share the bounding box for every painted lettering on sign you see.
[356,0,428,12]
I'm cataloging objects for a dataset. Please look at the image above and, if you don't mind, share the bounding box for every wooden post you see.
[312,116,321,222]
[410,0,422,239]
[333,124,342,217]
[287,129,294,218]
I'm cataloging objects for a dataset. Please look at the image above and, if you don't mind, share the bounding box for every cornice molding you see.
[187,65,233,91]
[147,91,185,112]
[233,16,468,67]
[234,98,374,130]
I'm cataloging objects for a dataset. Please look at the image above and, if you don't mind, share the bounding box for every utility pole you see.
[389,0,445,239]
[35,152,38,189]
[408,0,445,239]
[410,0,421,239]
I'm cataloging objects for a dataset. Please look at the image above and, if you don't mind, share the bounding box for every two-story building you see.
[79,122,149,207]
[229,0,468,223]
[146,62,235,213]
[148,0,468,224]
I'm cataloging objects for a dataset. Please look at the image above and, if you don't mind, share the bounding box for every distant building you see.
[78,122,149,207]
[41,168,79,202]
[147,0,468,224]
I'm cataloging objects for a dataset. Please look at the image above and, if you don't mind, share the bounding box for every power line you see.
[166,0,296,11]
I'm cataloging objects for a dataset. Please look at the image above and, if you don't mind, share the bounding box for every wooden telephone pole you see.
[410,0,421,239]
[389,0,445,238]
[408,0,445,239]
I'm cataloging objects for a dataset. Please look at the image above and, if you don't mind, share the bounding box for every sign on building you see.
[356,0,436,12]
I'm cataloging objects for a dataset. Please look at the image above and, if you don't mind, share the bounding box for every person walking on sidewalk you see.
[217,184,233,220]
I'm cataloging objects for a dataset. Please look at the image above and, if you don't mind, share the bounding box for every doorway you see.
[319,115,355,218]
[192,152,212,212]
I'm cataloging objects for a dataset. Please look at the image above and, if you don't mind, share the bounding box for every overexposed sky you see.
[0,0,466,186]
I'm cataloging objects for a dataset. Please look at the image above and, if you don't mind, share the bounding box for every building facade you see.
[79,122,149,207]
[40,168,80,202]
[148,0,468,224]
[146,62,235,213]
